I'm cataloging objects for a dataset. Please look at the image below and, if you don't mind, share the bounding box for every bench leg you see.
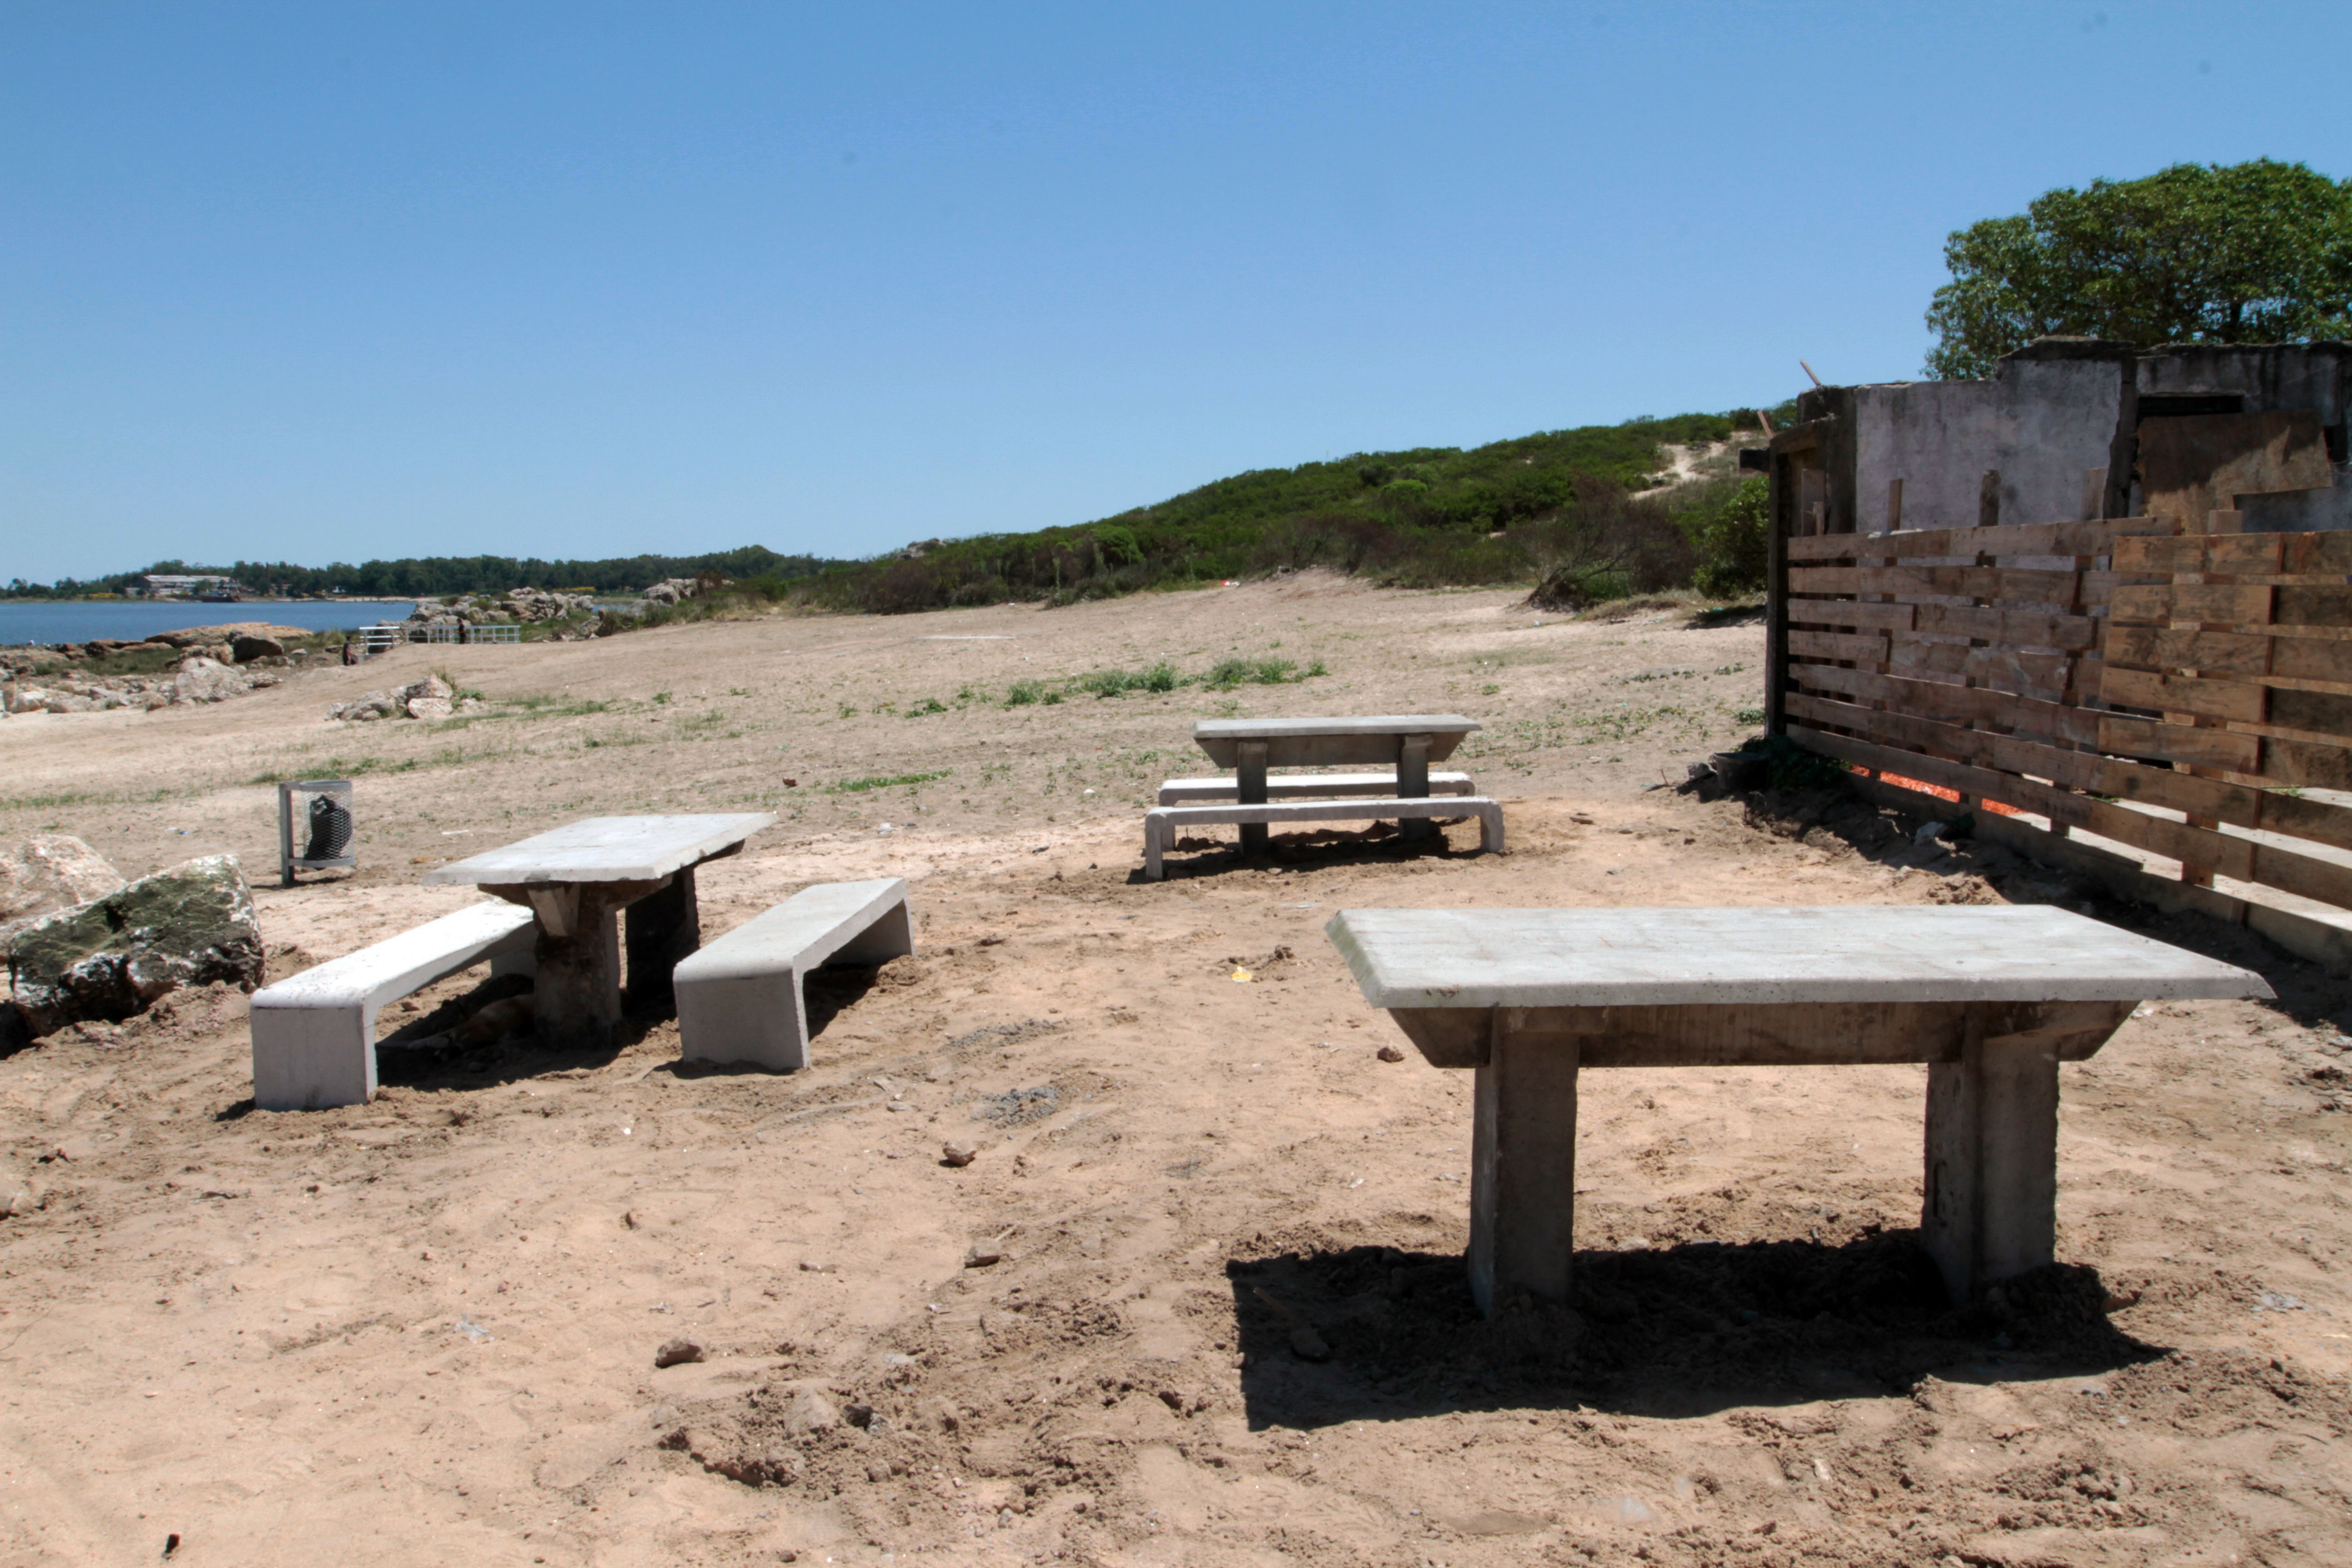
[1922,1020,2061,1305]
[1398,733,1436,841]
[833,894,914,965]
[535,889,627,1052]
[250,1003,377,1110]
[1478,802,1506,854]
[625,868,699,1013]
[1144,813,1166,881]
[1468,1018,1580,1316]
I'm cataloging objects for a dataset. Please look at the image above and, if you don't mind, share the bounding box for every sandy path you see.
[1,578,2347,1566]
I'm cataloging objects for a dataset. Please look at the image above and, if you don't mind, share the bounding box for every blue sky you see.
[5,2,2344,583]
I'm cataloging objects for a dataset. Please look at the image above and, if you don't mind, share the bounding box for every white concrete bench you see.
[1144,797,1504,881]
[1156,771,1475,805]
[249,900,538,1110]
[674,877,914,1071]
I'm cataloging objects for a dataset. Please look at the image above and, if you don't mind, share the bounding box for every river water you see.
[0,600,420,646]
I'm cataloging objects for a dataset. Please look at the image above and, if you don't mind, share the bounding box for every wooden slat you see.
[2110,584,2276,626]
[1787,629,1888,662]
[2100,666,2269,723]
[2102,626,2272,678]
[1786,689,2352,850]
[1912,603,2102,651]
[2097,713,2262,773]
[1785,599,1917,632]
[2283,534,2352,576]
[1790,664,2099,747]
[1887,637,2086,697]
[2274,585,2352,627]
[1783,517,2164,563]
[1787,564,2082,604]
[1790,723,2352,910]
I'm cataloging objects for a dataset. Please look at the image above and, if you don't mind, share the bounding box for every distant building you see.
[140,573,250,600]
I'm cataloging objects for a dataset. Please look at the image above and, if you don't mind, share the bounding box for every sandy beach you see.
[1,576,2347,1567]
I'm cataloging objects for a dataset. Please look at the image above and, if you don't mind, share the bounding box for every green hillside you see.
[793,407,1788,614]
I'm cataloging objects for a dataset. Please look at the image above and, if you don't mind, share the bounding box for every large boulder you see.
[229,633,286,663]
[1,855,264,1046]
[0,836,125,945]
[173,658,250,705]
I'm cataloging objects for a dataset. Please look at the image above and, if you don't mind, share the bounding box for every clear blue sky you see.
[5,2,2344,583]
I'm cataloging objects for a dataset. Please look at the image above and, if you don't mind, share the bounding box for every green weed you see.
[824,770,951,794]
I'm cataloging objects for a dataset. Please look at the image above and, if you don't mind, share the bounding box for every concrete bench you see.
[674,877,914,1072]
[1144,797,1504,881]
[1156,771,1474,805]
[249,900,539,1110]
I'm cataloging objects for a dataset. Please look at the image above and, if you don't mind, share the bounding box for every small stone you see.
[653,1336,707,1368]
[1377,1044,1406,1063]
[782,1387,838,1435]
[940,1142,977,1167]
[1288,1325,1331,1361]
[963,1244,1002,1268]
[931,1399,959,1432]
[843,1402,874,1428]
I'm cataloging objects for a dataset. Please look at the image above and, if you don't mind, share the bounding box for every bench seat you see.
[674,877,914,1071]
[249,900,538,1110]
[1156,771,1473,805]
[1144,797,1504,881]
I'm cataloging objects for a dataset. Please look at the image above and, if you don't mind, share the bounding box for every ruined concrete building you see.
[1766,338,2352,538]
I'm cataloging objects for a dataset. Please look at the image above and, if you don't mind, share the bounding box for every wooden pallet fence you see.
[1773,513,2352,926]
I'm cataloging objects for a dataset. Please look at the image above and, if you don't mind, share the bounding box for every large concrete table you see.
[425,813,775,1049]
[1324,905,2271,1312]
[1194,715,1479,850]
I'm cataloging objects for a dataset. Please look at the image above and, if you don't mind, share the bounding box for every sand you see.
[0,575,2347,1566]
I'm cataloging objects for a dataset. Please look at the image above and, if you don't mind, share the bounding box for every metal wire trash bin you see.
[278,779,357,886]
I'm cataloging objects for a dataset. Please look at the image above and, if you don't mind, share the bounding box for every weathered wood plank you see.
[1788,564,2083,604]
[1911,603,2103,652]
[1783,518,2164,564]
[2101,666,2270,723]
[1791,663,2101,747]
[1785,599,1918,632]
[1788,629,1890,662]
[2102,626,2274,678]
[2109,584,2277,626]
[2096,713,2264,773]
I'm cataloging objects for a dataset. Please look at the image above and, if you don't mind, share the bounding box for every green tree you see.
[1925,159,2352,378]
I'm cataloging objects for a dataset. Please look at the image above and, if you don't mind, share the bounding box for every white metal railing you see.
[357,622,523,653]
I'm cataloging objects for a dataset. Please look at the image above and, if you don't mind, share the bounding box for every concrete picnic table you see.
[1193,715,1479,850]
[1324,904,2271,1313]
[424,813,776,1049]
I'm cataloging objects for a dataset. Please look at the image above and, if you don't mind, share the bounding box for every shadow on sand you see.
[1226,1234,2161,1430]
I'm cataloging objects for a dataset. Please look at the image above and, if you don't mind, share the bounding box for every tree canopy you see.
[1925,159,2352,379]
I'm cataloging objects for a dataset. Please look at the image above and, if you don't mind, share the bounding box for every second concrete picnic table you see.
[425,813,775,1049]
[1325,904,2270,1313]
[1193,715,1480,852]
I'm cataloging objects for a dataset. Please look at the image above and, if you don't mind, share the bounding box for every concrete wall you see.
[1848,353,2129,535]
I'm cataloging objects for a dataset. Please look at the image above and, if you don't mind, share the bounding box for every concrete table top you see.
[424,813,778,887]
[1325,905,2274,1010]
[1194,715,1477,766]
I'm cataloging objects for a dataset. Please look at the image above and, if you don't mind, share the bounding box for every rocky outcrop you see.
[0,836,125,946]
[328,674,474,722]
[1,854,265,1048]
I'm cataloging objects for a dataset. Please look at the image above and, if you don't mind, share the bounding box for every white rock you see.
[0,834,126,945]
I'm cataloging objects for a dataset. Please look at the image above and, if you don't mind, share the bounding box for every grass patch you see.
[824,770,951,793]
[906,696,949,717]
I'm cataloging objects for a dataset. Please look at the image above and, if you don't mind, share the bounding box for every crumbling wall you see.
[2135,344,2352,530]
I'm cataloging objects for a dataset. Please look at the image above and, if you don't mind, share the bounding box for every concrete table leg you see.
[1468,1019,1580,1315]
[625,868,699,1013]
[1237,741,1269,856]
[534,887,629,1052]
[1397,732,1436,841]
[1922,1017,2061,1305]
